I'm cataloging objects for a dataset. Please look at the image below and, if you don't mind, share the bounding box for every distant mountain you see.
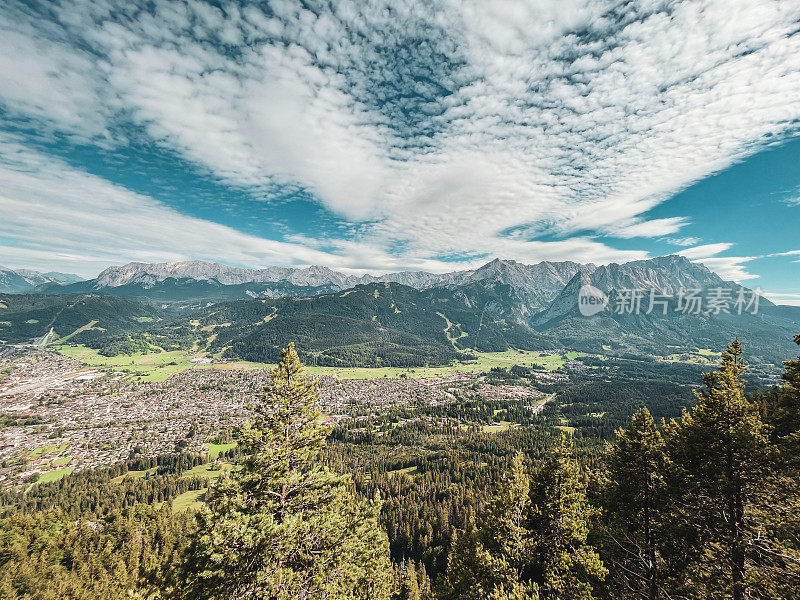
[463,258,590,310]
[533,255,733,326]
[524,255,800,365]
[14,254,798,368]
[92,260,357,289]
[143,254,798,367]
[154,280,545,366]
[0,266,83,293]
[589,255,726,294]
[0,293,160,345]
[37,277,340,306]
[35,258,596,308]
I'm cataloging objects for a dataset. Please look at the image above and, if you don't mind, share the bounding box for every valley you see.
[51,343,576,381]
[4,255,799,375]
[0,346,581,488]
[1,256,798,598]
[4,4,799,595]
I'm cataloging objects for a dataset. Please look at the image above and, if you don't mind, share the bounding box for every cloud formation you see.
[1,0,799,275]
[0,135,372,276]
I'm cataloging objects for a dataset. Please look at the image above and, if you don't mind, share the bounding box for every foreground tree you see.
[664,339,797,599]
[180,343,392,600]
[443,439,605,600]
[528,435,607,600]
[773,334,800,451]
[765,333,800,594]
[602,408,667,600]
[441,453,537,599]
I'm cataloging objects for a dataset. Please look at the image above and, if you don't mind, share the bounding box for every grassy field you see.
[54,344,271,382]
[555,417,577,435]
[111,467,159,482]
[481,421,517,433]
[172,488,207,512]
[54,345,579,382]
[663,348,723,365]
[304,349,579,379]
[388,465,418,478]
[205,442,237,459]
[37,467,74,483]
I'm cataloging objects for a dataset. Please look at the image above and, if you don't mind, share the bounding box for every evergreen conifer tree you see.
[528,435,607,600]
[664,339,797,599]
[774,334,800,448]
[397,560,420,600]
[603,408,667,600]
[415,560,432,599]
[440,453,538,600]
[443,441,605,600]
[181,343,393,600]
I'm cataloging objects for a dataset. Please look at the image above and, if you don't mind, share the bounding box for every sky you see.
[0,0,799,303]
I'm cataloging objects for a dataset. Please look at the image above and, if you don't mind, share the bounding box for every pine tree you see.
[440,453,539,600]
[415,560,432,599]
[443,441,605,600]
[527,435,606,600]
[773,334,800,446]
[482,452,540,600]
[664,339,797,599]
[397,560,420,600]
[603,408,667,600]
[765,333,800,595]
[180,343,393,600]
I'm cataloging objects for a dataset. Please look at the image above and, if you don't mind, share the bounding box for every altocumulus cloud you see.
[0,0,799,276]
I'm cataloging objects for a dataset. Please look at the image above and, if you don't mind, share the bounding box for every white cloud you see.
[783,187,800,206]
[762,292,800,307]
[0,136,373,277]
[663,237,701,247]
[677,243,759,281]
[1,0,800,272]
[608,217,690,239]
[677,243,735,260]
[694,257,759,282]
[0,134,636,277]
[0,16,116,143]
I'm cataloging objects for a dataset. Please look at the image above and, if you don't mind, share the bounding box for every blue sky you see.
[0,0,798,303]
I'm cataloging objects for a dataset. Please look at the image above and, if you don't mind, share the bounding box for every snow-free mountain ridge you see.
[12,255,762,313]
[85,255,735,304]
[0,265,83,293]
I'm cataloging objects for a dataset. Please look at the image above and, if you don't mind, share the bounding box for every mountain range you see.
[0,266,82,294]
[25,256,735,309]
[3,255,799,369]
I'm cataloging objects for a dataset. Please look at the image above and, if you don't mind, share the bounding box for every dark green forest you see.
[1,336,799,598]
[4,280,800,368]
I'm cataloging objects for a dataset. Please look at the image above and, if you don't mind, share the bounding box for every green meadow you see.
[31,443,69,459]
[37,468,74,484]
[171,488,207,512]
[203,443,237,460]
[53,345,581,382]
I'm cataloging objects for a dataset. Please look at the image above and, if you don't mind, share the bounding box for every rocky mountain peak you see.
[0,266,83,293]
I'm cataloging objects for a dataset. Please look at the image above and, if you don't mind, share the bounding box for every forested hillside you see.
[1,337,799,598]
[36,276,338,304]
[154,281,540,366]
[143,278,800,368]
[0,294,160,345]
